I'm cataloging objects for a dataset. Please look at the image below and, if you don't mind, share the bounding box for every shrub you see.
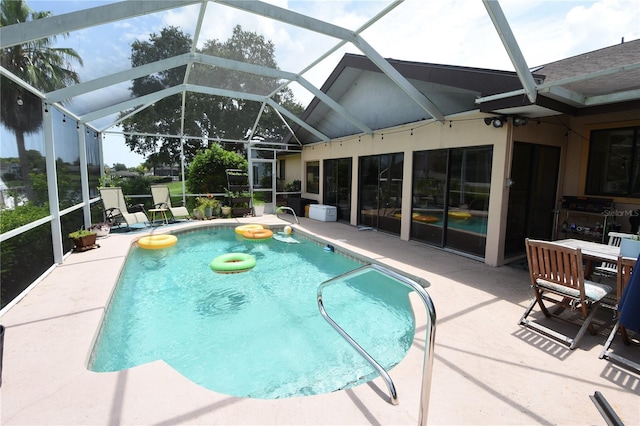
[186,144,247,194]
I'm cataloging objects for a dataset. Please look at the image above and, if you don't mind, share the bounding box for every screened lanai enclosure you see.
[1,0,449,309]
[3,0,638,309]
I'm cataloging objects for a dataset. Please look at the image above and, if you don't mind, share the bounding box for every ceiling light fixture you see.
[16,95,23,106]
[484,115,529,128]
[484,116,505,128]
[513,116,529,127]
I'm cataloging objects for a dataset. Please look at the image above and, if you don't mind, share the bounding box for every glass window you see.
[586,127,640,197]
[306,161,319,194]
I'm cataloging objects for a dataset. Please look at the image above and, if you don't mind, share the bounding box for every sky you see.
[4,0,640,167]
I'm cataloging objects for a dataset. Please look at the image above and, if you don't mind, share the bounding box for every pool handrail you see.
[317,263,436,426]
[275,206,299,224]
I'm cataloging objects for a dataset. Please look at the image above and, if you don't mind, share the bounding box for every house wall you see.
[281,155,302,189]
[298,108,640,265]
[567,110,640,233]
[301,111,513,265]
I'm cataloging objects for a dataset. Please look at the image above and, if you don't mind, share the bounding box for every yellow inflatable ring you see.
[448,211,472,219]
[243,229,274,240]
[414,215,439,223]
[138,234,178,250]
[210,253,256,274]
[235,224,264,235]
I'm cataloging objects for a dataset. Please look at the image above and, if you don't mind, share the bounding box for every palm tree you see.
[0,0,83,202]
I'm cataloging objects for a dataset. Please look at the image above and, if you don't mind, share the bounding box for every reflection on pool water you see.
[89,227,415,399]
[413,211,488,235]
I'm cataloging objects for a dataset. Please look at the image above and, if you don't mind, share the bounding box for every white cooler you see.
[309,204,337,222]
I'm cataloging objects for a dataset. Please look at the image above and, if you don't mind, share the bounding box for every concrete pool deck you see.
[1,215,639,425]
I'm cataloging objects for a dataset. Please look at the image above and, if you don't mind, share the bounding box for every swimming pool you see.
[89,226,415,399]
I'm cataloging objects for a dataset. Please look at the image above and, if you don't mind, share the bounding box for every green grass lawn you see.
[167,181,184,195]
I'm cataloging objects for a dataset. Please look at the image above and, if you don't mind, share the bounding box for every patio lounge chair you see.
[150,184,190,221]
[600,255,640,372]
[99,186,149,230]
[520,238,613,350]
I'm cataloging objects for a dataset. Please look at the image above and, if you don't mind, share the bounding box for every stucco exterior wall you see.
[291,108,640,265]
[281,155,302,189]
[300,111,513,264]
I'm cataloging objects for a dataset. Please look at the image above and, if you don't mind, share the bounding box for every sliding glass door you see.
[323,158,352,221]
[358,153,404,234]
[411,150,447,245]
[411,146,492,257]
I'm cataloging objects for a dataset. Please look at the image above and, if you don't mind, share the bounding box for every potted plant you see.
[196,196,221,219]
[194,206,205,220]
[69,229,97,251]
[221,205,231,217]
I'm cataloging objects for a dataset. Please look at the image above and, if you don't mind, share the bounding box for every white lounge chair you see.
[150,184,190,221]
[99,187,149,230]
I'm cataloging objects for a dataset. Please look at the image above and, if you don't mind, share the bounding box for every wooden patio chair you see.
[520,238,613,350]
[599,256,640,372]
[99,187,149,230]
[150,184,190,221]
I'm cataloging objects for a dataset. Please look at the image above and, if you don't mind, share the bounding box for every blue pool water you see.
[89,227,415,399]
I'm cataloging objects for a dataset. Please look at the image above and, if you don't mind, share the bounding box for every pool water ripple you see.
[90,228,415,399]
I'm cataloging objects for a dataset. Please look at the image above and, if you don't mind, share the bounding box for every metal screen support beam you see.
[43,102,64,264]
[217,0,445,123]
[483,0,537,103]
[78,125,91,228]
[0,0,200,48]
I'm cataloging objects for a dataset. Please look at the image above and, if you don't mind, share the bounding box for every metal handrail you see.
[317,263,436,426]
[275,206,299,224]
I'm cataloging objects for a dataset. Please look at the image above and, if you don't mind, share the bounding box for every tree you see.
[121,27,199,165]
[0,0,83,202]
[186,144,247,195]
[121,25,304,163]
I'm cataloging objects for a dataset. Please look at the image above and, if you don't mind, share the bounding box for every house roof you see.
[477,38,640,117]
[288,39,640,144]
[288,54,545,143]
